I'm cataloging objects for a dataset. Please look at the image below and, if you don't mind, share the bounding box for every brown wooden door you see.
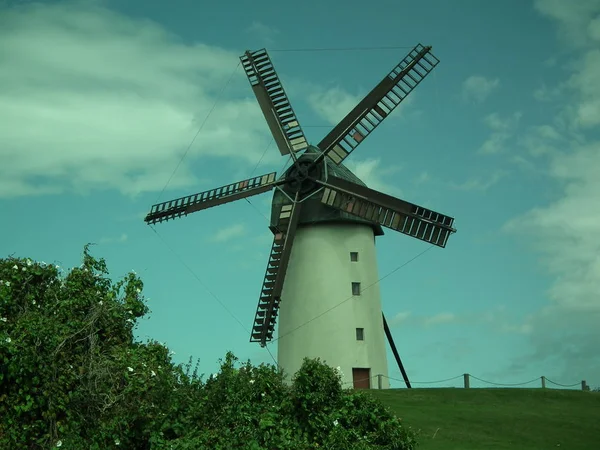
[352,368,371,389]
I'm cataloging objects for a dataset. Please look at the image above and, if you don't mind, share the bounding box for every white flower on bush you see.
[12,264,18,270]
[151,370,156,377]
[55,440,62,447]
[26,259,32,266]
[1,317,7,322]
[210,373,216,379]
[249,379,255,384]
[136,288,141,294]
[5,281,11,287]
[115,438,120,445]
[127,367,134,372]
[5,337,11,344]
[22,267,26,271]
[261,392,265,398]
[32,300,36,305]
[333,419,339,427]
[98,301,103,306]
[126,318,133,323]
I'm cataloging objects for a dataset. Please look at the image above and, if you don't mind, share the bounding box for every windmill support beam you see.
[382,312,412,389]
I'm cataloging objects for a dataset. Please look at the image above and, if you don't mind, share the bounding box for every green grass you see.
[368,388,600,450]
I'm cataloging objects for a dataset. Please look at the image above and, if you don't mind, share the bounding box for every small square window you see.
[350,252,359,262]
[351,282,361,296]
[356,328,364,340]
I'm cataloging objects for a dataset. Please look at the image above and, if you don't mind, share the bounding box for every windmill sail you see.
[145,172,279,224]
[241,49,308,156]
[250,198,302,346]
[318,175,455,248]
[316,44,439,166]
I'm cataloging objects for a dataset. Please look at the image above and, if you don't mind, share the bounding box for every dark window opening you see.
[356,328,364,340]
[351,282,361,296]
[350,251,359,262]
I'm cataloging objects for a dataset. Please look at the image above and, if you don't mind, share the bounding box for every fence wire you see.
[340,373,587,389]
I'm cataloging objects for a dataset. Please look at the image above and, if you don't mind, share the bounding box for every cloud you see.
[387,311,411,327]
[503,2,600,385]
[423,312,457,326]
[517,124,564,158]
[388,311,463,328]
[565,49,600,128]
[534,0,600,48]
[211,224,246,243]
[478,112,522,154]
[533,83,563,102]
[414,171,430,185]
[245,21,279,46]
[388,307,543,336]
[307,87,362,125]
[99,233,128,244]
[450,170,508,191]
[343,158,402,196]
[505,140,600,312]
[0,1,279,199]
[461,75,500,103]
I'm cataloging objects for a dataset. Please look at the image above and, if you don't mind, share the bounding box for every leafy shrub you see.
[0,246,417,449]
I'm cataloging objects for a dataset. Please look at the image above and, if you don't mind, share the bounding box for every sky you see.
[1,0,599,389]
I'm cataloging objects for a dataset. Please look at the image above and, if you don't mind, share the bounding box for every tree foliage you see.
[0,246,417,449]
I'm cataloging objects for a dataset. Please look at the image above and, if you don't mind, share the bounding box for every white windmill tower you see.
[145,44,456,389]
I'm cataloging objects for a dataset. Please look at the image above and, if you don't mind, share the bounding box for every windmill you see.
[144,44,456,389]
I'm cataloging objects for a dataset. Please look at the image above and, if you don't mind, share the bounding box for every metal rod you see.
[382,312,411,388]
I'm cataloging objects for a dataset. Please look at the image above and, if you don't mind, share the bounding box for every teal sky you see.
[1,0,599,389]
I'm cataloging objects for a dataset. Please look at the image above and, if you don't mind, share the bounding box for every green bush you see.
[0,246,417,449]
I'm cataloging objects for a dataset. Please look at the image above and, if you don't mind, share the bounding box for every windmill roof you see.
[270,147,385,236]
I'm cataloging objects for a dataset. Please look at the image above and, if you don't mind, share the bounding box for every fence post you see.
[463,373,470,389]
[582,380,588,391]
[541,376,546,389]
[377,374,383,390]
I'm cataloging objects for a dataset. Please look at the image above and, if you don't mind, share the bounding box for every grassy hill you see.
[368,388,600,450]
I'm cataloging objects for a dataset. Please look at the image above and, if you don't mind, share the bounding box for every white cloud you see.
[307,87,362,125]
[0,2,279,199]
[389,307,533,332]
[450,170,508,191]
[343,158,402,196]
[99,233,128,244]
[504,2,600,383]
[414,171,430,185]
[211,224,246,243]
[387,311,411,327]
[517,124,564,158]
[423,312,457,326]
[461,75,500,103]
[534,0,600,47]
[533,83,563,102]
[478,112,522,154]
[566,49,600,128]
[245,21,279,46]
